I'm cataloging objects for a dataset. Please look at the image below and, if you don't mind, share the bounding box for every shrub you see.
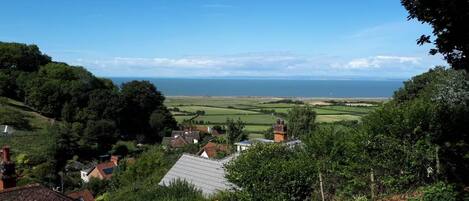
[409,182,457,201]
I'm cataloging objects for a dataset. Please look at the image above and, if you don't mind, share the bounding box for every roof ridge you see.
[181,153,229,162]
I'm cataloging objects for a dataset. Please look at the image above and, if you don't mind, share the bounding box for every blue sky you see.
[0,0,446,79]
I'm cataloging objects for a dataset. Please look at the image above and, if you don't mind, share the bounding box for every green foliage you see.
[364,67,469,194]
[302,125,369,198]
[108,146,182,200]
[149,108,177,141]
[120,80,175,142]
[85,178,110,196]
[225,118,248,145]
[263,126,274,140]
[401,0,469,70]
[0,42,51,72]
[111,141,138,157]
[409,182,458,201]
[0,107,31,129]
[83,119,118,153]
[265,99,304,104]
[225,143,316,201]
[286,105,317,138]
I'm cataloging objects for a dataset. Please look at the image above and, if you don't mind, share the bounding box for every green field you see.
[166,96,381,135]
[0,98,54,156]
[175,105,260,115]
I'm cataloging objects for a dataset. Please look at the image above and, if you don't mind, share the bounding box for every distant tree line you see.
[264,99,304,104]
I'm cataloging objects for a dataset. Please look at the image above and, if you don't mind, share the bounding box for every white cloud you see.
[73,52,446,79]
[346,56,421,69]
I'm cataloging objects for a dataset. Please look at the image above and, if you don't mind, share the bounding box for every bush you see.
[110,141,137,157]
[409,182,458,201]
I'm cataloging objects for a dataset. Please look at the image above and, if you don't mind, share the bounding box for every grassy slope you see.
[0,97,54,156]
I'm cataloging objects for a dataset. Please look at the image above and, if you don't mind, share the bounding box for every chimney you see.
[0,145,16,190]
[273,119,288,143]
[110,155,120,165]
[2,146,10,162]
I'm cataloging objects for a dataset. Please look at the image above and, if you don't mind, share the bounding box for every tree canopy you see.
[0,42,51,72]
[401,0,469,70]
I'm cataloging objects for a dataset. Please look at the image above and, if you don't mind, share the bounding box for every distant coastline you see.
[166,95,390,101]
[110,77,403,98]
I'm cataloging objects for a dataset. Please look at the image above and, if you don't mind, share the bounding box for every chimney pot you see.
[111,155,120,165]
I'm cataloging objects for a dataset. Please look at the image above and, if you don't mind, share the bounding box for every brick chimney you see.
[0,146,16,190]
[110,155,120,165]
[273,119,288,142]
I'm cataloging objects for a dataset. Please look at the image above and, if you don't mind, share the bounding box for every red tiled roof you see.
[0,183,73,201]
[67,189,95,201]
[198,142,229,158]
[94,161,117,179]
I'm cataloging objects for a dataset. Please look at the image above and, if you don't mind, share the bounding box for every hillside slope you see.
[0,97,55,156]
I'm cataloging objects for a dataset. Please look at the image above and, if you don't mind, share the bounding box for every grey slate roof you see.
[159,154,235,197]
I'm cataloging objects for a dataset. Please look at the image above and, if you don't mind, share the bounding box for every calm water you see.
[110,78,404,98]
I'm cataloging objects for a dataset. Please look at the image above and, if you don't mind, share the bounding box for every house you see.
[234,119,301,152]
[0,146,16,190]
[0,145,75,200]
[193,125,210,133]
[81,155,119,183]
[198,142,230,159]
[159,154,236,197]
[0,183,74,201]
[67,189,95,201]
[234,138,274,152]
[169,131,200,148]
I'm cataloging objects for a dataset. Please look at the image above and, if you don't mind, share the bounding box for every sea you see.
[110,78,404,98]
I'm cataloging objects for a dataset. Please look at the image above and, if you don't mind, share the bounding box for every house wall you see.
[236,145,250,152]
[88,168,104,180]
[200,151,209,158]
[80,171,89,183]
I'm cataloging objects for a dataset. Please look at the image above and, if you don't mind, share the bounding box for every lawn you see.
[316,115,362,122]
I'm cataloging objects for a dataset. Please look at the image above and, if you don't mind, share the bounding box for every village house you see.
[165,130,200,148]
[81,155,119,183]
[159,119,302,197]
[198,142,230,159]
[0,145,81,200]
[0,183,75,201]
[235,119,300,152]
[159,154,236,197]
[234,138,274,152]
[67,189,95,201]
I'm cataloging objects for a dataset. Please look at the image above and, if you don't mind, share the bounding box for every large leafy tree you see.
[225,143,316,201]
[364,67,469,192]
[148,108,177,141]
[0,42,51,72]
[401,0,469,70]
[286,105,317,138]
[120,80,172,142]
[225,118,248,145]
